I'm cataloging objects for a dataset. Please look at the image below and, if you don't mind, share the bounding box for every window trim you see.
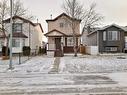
[105,47,118,52]
[107,31,119,41]
[13,23,22,32]
[12,39,20,47]
[103,31,106,41]
[59,23,64,28]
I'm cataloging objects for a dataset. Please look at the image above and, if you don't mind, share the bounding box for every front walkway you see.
[48,57,60,74]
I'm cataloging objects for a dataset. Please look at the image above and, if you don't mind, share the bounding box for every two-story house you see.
[82,24,127,53]
[45,13,81,57]
[0,16,44,54]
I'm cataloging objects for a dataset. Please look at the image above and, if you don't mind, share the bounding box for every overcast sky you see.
[22,0,127,32]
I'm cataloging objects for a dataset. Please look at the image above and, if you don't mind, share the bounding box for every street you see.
[0,55,127,95]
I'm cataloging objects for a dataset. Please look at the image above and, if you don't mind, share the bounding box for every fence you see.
[0,48,47,65]
[85,46,99,55]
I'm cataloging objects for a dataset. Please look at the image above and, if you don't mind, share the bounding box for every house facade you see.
[45,13,81,56]
[82,24,127,53]
[0,16,44,54]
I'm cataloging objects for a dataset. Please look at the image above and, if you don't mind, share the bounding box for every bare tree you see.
[63,0,84,57]
[63,0,103,56]
[82,3,103,32]
[13,0,35,20]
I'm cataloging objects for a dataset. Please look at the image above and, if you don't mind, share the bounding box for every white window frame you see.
[59,23,64,28]
[105,47,118,52]
[13,23,22,32]
[12,39,20,47]
[108,31,118,41]
[103,31,106,41]
[67,37,74,46]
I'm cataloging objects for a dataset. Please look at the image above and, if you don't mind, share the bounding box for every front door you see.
[55,38,61,50]
[54,38,63,57]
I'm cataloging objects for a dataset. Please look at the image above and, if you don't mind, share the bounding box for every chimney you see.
[37,19,38,23]
[50,14,52,19]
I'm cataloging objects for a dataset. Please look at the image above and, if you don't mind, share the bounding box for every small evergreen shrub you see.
[2,46,10,56]
[22,46,31,56]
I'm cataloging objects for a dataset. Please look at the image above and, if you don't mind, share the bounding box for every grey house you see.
[82,24,127,53]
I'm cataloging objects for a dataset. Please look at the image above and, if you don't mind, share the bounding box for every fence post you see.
[19,53,21,64]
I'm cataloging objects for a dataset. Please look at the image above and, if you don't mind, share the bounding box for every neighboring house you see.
[0,28,6,53]
[45,13,81,57]
[82,24,127,53]
[0,16,44,54]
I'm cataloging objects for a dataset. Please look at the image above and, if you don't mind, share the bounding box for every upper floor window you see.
[13,23,22,32]
[60,23,64,28]
[103,31,106,41]
[107,31,119,41]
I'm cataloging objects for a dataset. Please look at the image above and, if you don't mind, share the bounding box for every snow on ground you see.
[13,56,55,74]
[0,56,54,74]
[1,54,127,94]
[109,72,127,86]
[59,54,127,74]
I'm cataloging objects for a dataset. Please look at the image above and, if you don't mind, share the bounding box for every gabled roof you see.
[45,29,66,37]
[46,13,81,22]
[3,16,35,26]
[87,24,127,36]
[98,24,126,31]
[34,23,44,33]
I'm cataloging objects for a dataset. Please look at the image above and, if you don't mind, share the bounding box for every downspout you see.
[29,23,31,47]
[97,31,99,53]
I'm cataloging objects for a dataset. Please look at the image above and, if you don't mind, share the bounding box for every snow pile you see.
[59,55,127,74]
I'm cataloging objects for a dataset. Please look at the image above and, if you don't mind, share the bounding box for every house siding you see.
[99,26,125,53]
[82,31,97,46]
[48,16,80,35]
[2,18,44,53]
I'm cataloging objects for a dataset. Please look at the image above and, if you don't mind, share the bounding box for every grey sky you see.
[22,0,127,32]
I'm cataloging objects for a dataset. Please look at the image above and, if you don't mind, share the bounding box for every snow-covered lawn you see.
[0,56,54,74]
[59,55,127,74]
[0,55,127,94]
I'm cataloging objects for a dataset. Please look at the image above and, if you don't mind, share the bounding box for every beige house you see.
[45,13,81,56]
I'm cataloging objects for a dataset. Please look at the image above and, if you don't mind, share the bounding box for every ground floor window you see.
[23,39,25,46]
[67,37,73,46]
[12,39,20,47]
[105,47,118,52]
[0,40,4,48]
[65,37,78,46]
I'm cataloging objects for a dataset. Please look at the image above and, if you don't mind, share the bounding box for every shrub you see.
[2,46,10,56]
[22,46,31,56]
[38,47,46,54]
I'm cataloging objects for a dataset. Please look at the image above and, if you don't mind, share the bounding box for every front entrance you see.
[54,38,63,57]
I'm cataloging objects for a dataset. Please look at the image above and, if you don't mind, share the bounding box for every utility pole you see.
[9,0,13,69]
